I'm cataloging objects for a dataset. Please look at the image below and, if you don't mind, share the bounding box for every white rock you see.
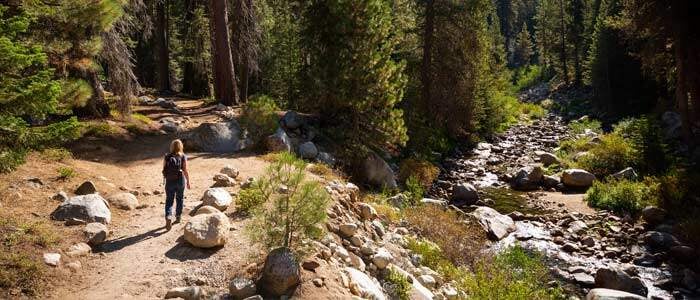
[106,192,138,210]
[201,188,233,211]
[471,206,515,240]
[417,275,436,289]
[164,286,203,300]
[194,205,221,216]
[67,242,92,257]
[371,248,393,269]
[43,253,61,266]
[343,267,386,300]
[184,212,230,248]
[562,169,596,188]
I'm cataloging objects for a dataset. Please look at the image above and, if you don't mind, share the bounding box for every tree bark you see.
[78,69,110,118]
[240,63,249,102]
[559,0,568,83]
[421,0,435,114]
[156,0,171,92]
[208,0,239,106]
[671,0,693,146]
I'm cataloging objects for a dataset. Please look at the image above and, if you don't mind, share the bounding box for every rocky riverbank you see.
[426,114,699,299]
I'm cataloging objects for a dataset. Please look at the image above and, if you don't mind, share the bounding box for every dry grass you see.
[398,158,439,188]
[0,216,59,297]
[307,163,344,181]
[404,205,486,266]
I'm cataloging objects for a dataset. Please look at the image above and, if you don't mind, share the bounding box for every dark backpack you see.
[163,154,183,180]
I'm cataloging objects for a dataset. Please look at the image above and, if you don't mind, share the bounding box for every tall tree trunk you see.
[156,0,171,92]
[182,0,194,95]
[208,0,239,106]
[559,0,568,83]
[421,0,435,114]
[240,63,249,102]
[83,69,110,117]
[672,0,693,146]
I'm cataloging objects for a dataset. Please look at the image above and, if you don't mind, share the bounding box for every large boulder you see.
[201,188,233,211]
[282,111,303,130]
[259,247,301,297]
[642,231,679,250]
[297,142,318,159]
[106,193,138,210]
[535,151,559,166]
[183,212,230,248]
[220,165,240,178]
[511,165,545,190]
[585,288,645,300]
[212,174,236,187]
[362,152,397,189]
[471,206,515,240]
[266,128,292,152]
[194,205,221,216]
[75,181,97,195]
[641,206,666,226]
[611,167,638,181]
[594,268,648,297]
[51,194,111,224]
[562,169,596,188]
[451,183,479,205]
[83,222,108,245]
[343,267,386,300]
[182,121,245,153]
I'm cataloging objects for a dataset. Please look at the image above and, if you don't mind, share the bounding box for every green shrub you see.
[0,148,27,173]
[404,176,424,205]
[577,133,637,177]
[240,95,281,145]
[459,245,564,300]
[568,117,602,135]
[81,122,118,138]
[398,158,439,189]
[383,268,412,300]
[57,167,76,180]
[519,102,547,120]
[406,237,464,281]
[404,205,486,267]
[512,65,545,92]
[41,148,72,161]
[585,179,658,214]
[246,152,330,251]
[405,116,454,160]
[131,113,152,124]
[237,184,266,212]
[613,117,672,174]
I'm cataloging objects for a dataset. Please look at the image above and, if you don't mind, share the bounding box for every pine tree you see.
[180,0,211,97]
[302,0,407,157]
[513,23,533,67]
[23,0,126,117]
[231,0,262,102]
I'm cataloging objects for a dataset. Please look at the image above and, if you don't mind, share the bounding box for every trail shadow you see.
[164,236,222,261]
[95,226,168,253]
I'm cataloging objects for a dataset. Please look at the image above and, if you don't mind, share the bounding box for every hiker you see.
[162,139,191,230]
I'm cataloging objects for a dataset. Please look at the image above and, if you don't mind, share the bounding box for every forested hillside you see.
[1,0,699,299]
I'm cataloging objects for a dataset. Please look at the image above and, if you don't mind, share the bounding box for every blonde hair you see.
[170,139,184,156]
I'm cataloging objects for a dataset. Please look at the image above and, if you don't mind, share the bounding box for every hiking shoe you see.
[165,217,172,230]
[174,216,181,224]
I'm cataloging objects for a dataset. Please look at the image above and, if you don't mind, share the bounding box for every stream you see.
[427,114,690,299]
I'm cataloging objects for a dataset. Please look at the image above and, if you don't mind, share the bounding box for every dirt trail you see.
[36,98,266,299]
